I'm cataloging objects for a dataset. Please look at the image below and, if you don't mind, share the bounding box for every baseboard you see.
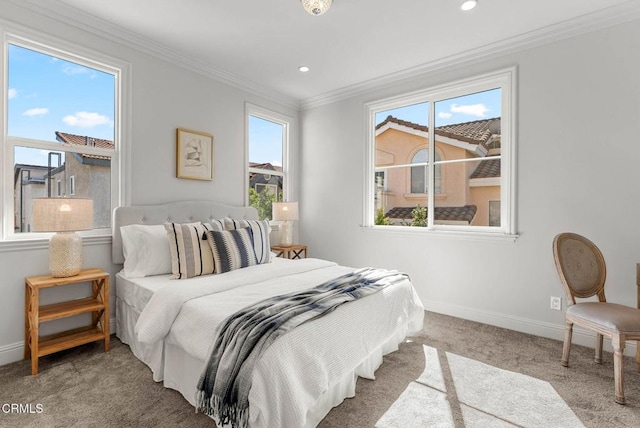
[424,300,638,357]
[0,341,25,366]
[0,318,119,366]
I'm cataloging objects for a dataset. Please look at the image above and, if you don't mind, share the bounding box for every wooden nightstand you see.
[271,244,308,260]
[24,268,110,375]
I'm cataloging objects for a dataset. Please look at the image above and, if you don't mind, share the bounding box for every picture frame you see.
[176,128,214,181]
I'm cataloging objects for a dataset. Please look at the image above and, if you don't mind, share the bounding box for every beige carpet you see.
[1,312,639,427]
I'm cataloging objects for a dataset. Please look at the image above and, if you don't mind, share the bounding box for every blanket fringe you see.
[196,390,249,428]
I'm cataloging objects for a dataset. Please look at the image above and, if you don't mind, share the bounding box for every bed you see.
[112,201,424,427]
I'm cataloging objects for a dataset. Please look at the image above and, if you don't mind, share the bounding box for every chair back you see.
[553,233,606,305]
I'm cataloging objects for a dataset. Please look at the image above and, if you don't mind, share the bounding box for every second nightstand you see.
[271,244,308,260]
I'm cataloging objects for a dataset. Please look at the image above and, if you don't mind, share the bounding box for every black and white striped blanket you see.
[195,267,409,428]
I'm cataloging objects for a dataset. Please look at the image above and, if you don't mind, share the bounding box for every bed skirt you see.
[116,296,423,427]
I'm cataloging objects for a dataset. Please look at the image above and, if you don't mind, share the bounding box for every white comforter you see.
[135,258,424,428]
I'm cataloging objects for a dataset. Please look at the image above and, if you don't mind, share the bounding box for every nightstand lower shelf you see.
[38,326,105,358]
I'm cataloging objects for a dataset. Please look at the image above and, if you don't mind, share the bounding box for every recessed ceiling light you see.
[298,66,310,72]
[461,0,478,11]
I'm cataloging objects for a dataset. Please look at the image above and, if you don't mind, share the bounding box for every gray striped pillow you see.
[224,219,271,264]
[165,222,214,279]
[205,227,258,273]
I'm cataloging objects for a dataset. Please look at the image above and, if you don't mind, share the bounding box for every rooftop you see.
[376,116,500,147]
[386,205,478,223]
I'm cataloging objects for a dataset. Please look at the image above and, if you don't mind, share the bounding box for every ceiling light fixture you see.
[301,0,333,16]
[298,66,310,72]
[460,0,478,11]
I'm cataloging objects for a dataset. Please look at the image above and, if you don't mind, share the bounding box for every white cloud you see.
[62,111,112,128]
[8,88,17,99]
[23,107,49,117]
[450,103,489,117]
[61,64,89,75]
[438,112,452,119]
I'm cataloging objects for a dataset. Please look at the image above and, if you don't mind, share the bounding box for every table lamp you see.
[273,202,298,247]
[32,197,93,277]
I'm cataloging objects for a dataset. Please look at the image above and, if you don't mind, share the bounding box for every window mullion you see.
[427,100,435,228]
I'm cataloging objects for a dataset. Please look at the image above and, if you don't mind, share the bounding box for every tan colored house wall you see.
[376,128,475,210]
[469,185,500,226]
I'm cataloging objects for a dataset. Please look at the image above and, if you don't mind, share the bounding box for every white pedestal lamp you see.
[273,202,298,247]
[32,198,93,277]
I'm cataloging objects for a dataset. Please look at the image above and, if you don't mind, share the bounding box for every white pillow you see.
[121,224,172,278]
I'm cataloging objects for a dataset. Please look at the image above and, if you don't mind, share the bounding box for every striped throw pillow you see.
[165,222,214,279]
[224,219,271,264]
[205,227,258,274]
[203,219,226,232]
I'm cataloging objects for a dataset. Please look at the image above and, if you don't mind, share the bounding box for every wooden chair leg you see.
[595,333,603,364]
[562,321,573,367]
[612,335,626,405]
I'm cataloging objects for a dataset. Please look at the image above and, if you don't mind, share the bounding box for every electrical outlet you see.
[550,296,562,311]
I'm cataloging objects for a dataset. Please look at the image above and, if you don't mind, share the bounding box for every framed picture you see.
[176,128,214,180]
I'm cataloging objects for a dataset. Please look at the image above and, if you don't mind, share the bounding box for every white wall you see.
[300,19,640,353]
[0,1,298,364]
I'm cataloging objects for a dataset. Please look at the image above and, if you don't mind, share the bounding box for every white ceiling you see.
[21,0,640,107]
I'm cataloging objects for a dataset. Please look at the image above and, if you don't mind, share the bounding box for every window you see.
[410,149,442,194]
[3,33,127,240]
[365,68,515,236]
[411,149,427,194]
[246,104,291,220]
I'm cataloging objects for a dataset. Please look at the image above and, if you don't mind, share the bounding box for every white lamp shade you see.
[273,202,299,221]
[32,198,94,232]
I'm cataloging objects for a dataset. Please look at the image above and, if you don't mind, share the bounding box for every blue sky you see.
[249,115,283,166]
[376,88,501,127]
[8,44,115,166]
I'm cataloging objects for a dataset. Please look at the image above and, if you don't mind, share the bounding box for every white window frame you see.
[363,67,517,240]
[255,183,278,197]
[245,103,291,205]
[1,28,131,246]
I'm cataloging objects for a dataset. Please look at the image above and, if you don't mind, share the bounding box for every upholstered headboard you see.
[112,201,259,264]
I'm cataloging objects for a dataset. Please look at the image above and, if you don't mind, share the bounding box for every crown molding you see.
[9,0,640,112]
[299,1,640,110]
[10,0,299,110]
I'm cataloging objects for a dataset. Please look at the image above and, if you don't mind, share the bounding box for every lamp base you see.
[279,221,294,247]
[49,232,83,277]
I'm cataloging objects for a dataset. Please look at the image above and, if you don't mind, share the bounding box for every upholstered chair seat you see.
[566,302,640,334]
[553,232,640,405]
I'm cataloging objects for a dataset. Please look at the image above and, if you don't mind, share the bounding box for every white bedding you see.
[124,258,424,428]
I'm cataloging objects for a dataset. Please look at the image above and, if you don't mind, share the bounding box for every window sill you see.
[0,234,112,253]
[361,225,518,243]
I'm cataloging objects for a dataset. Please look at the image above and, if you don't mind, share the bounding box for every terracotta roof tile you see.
[55,132,114,151]
[376,115,499,146]
[470,158,501,179]
[386,205,477,223]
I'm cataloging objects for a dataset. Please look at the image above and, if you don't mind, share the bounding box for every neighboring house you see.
[375,116,501,226]
[249,162,283,197]
[13,164,47,232]
[13,132,114,232]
